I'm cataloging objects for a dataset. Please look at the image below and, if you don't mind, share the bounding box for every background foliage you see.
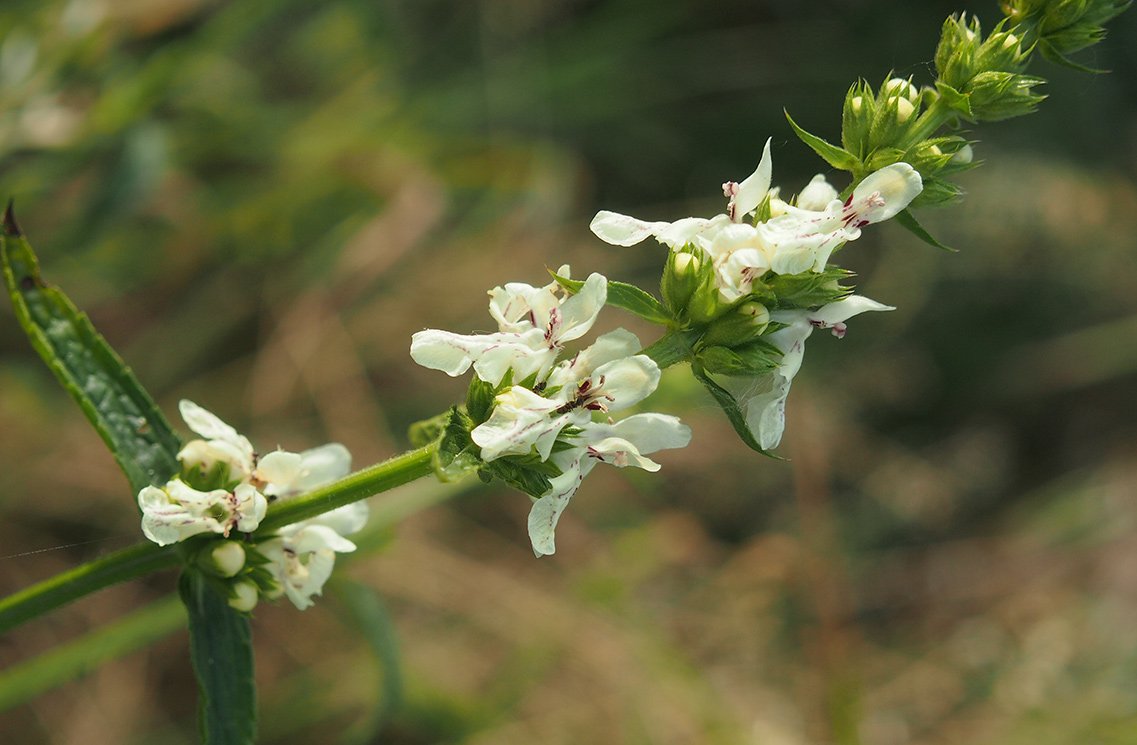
[1,1,1135,743]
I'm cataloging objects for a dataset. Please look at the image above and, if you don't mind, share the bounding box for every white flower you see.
[254,443,352,499]
[722,295,894,451]
[590,140,923,300]
[138,479,267,547]
[260,502,368,610]
[410,270,607,385]
[177,400,256,482]
[527,413,692,556]
[470,330,660,461]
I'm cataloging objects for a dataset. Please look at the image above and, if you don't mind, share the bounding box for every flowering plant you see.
[0,1,1127,742]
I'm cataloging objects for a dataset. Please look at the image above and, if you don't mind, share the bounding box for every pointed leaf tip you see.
[2,200,21,238]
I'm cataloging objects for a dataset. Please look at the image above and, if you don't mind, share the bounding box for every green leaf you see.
[934,81,974,119]
[0,205,181,496]
[482,455,555,498]
[755,267,853,310]
[551,271,671,325]
[0,595,184,712]
[640,328,698,368]
[434,407,482,482]
[895,208,958,252]
[784,110,859,172]
[180,570,257,745]
[330,580,403,745]
[696,339,783,377]
[1038,39,1109,73]
[465,375,497,424]
[690,362,781,458]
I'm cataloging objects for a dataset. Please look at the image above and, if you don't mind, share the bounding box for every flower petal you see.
[471,387,573,461]
[410,328,551,384]
[553,273,607,345]
[796,174,839,211]
[848,163,923,224]
[589,355,661,412]
[527,460,585,557]
[730,137,773,222]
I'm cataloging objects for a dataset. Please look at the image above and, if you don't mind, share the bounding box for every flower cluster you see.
[137,400,362,610]
[411,269,691,556]
[591,138,921,451]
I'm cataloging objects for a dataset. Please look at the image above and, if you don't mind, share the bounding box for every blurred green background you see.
[1,1,1135,743]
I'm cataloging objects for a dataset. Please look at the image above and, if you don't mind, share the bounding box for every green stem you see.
[256,442,438,533]
[0,541,179,635]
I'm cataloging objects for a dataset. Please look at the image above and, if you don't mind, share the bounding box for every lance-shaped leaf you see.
[552,271,672,325]
[784,110,860,172]
[180,570,257,745]
[895,208,958,252]
[0,204,181,495]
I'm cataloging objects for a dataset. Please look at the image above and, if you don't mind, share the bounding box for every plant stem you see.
[0,541,179,635]
[256,442,438,533]
[0,442,442,633]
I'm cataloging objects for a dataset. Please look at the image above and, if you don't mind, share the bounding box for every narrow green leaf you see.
[784,110,859,172]
[1038,39,1109,73]
[180,571,257,745]
[0,205,181,495]
[895,208,958,252]
[330,580,403,745]
[690,363,781,459]
[551,271,671,325]
[0,595,184,712]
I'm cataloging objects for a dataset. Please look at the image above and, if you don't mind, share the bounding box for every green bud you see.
[841,80,876,157]
[967,71,1046,120]
[660,250,703,315]
[935,14,985,89]
[884,77,920,102]
[975,28,1029,73]
[228,579,259,613]
[951,143,974,164]
[701,302,771,347]
[686,256,730,324]
[1001,0,1129,60]
[868,77,923,150]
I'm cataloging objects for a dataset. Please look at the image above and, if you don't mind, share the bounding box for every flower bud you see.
[206,541,247,578]
[884,77,919,102]
[660,250,703,315]
[951,143,973,164]
[841,80,876,157]
[889,96,915,123]
[700,302,771,347]
[796,174,838,211]
[228,579,259,613]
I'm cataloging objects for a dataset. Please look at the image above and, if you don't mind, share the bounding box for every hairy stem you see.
[256,442,438,533]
